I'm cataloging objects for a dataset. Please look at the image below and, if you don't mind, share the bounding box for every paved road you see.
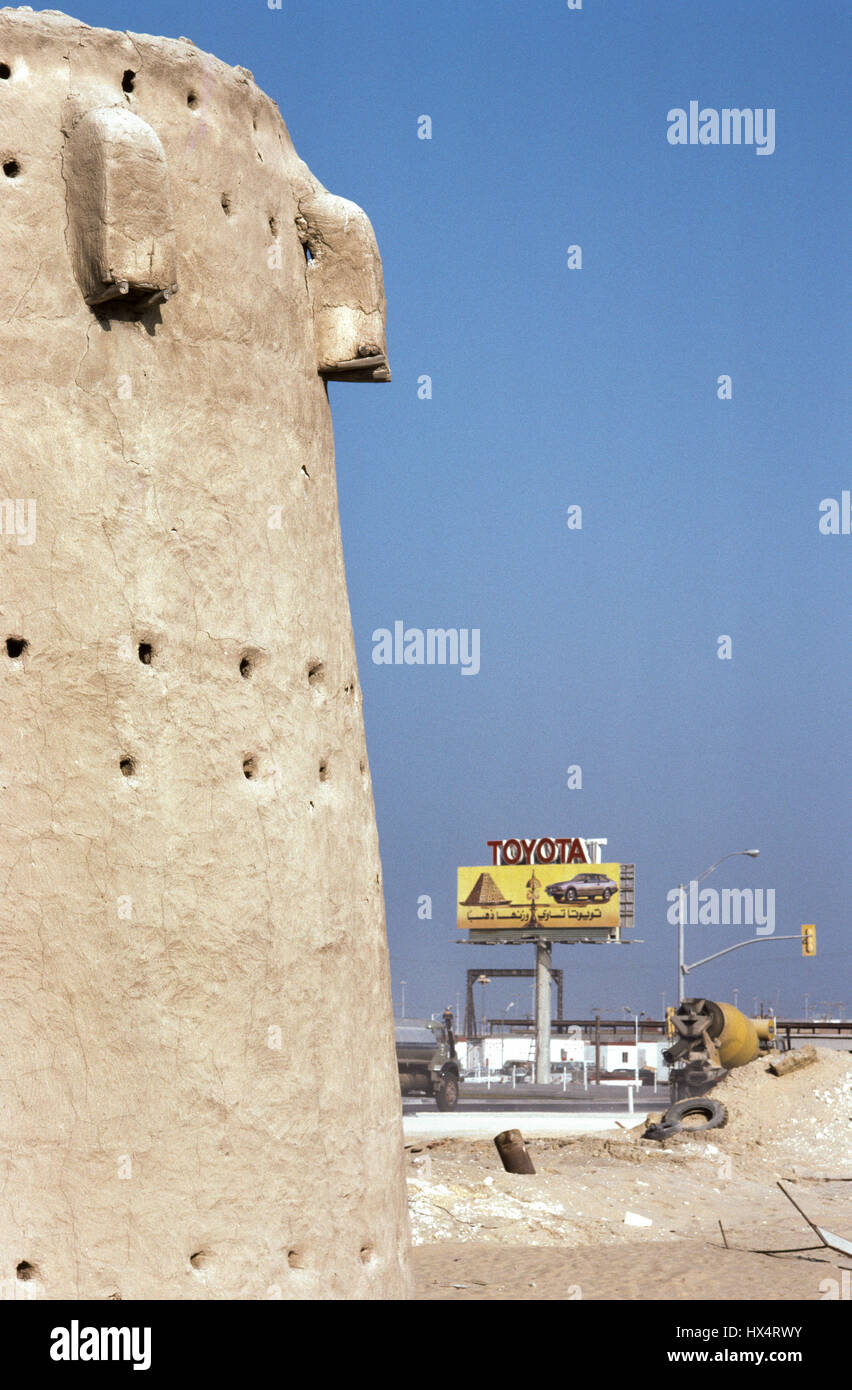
[403,1082,668,1117]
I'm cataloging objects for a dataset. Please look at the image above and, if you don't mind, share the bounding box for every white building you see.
[457,1032,666,1078]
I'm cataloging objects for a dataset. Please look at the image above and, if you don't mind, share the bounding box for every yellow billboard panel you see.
[458,863,621,932]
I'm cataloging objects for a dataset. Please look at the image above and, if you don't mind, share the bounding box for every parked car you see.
[545,872,617,903]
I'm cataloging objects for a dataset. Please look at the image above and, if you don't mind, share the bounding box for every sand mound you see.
[694,1047,852,1174]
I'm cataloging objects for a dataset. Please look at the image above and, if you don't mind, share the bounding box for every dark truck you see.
[395,1011,460,1111]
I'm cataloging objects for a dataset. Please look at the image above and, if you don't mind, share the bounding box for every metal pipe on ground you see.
[494,1129,536,1174]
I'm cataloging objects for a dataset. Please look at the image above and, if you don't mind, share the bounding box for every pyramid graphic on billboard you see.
[461,872,511,907]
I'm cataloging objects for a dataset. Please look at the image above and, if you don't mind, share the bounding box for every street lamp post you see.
[502,1000,516,1069]
[475,974,491,1040]
[677,850,759,1005]
[400,980,406,1018]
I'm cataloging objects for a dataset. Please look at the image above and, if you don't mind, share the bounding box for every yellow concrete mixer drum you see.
[716,1001,774,1069]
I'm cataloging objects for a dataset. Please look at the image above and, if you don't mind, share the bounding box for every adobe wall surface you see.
[0,6,411,1299]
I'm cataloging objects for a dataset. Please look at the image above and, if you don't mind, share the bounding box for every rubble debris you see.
[769,1045,819,1077]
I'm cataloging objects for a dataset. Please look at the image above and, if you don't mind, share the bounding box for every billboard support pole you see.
[534,939,553,1084]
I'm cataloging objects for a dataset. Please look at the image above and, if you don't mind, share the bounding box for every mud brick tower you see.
[0,7,410,1299]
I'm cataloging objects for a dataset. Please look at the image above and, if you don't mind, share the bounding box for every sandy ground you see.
[408,1049,852,1300]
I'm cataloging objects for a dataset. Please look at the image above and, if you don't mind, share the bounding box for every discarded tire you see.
[663,1097,728,1132]
[642,1120,682,1142]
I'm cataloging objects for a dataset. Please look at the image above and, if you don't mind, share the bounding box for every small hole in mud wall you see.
[138,642,153,664]
[122,70,135,93]
[221,193,232,215]
[16,1261,38,1281]
[239,656,253,679]
[287,1249,305,1269]
[120,756,136,777]
[0,64,11,80]
[268,214,279,236]
[187,91,199,109]
[6,636,27,657]
[3,160,20,178]
[307,661,324,687]
[189,1250,212,1271]
[243,756,257,779]
[359,1244,374,1265]
[318,759,329,782]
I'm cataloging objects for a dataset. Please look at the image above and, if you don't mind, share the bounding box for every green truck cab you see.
[395,1011,460,1111]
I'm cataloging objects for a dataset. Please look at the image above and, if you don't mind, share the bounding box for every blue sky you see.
[74,1,850,1022]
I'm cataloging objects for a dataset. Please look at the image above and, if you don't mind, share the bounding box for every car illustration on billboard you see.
[544,872,617,904]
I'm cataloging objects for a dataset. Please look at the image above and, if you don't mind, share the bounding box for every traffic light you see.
[801,924,817,957]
